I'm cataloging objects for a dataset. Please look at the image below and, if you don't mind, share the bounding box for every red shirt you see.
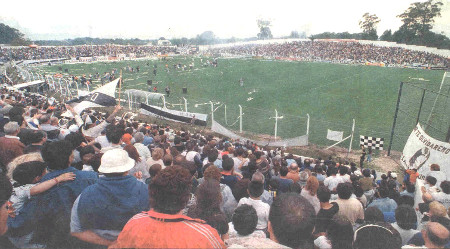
[110,210,225,249]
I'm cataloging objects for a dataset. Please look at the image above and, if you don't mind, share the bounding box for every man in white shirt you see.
[237,180,269,230]
[324,167,344,192]
[133,132,151,160]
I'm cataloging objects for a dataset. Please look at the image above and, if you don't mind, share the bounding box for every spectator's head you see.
[441,181,450,194]
[395,205,417,230]
[123,144,141,162]
[195,179,222,211]
[430,164,440,171]
[151,148,164,161]
[280,166,289,177]
[353,223,402,249]
[203,165,221,182]
[149,163,162,177]
[39,114,51,124]
[41,140,74,170]
[64,132,85,150]
[337,182,353,200]
[222,157,234,172]
[106,125,124,144]
[429,201,447,218]
[248,180,264,198]
[378,186,389,198]
[363,168,371,177]
[305,176,319,196]
[423,222,450,248]
[406,182,415,193]
[0,173,13,235]
[3,121,20,135]
[364,207,385,224]
[426,175,437,186]
[6,153,43,180]
[327,215,354,249]
[162,154,173,167]
[289,182,302,194]
[251,171,265,183]
[397,195,415,207]
[317,185,331,203]
[268,194,316,248]
[133,132,145,143]
[12,161,47,185]
[207,149,218,163]
[232,178,250,201]
[232,204,258,236]
[98,148,135,175]
[180,160,196,177]
[149,166,192,214]
[289,163,299,172]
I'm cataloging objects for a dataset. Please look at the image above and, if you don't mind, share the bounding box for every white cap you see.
[98,149,135,174]
[68,124,79,133]
[391,173,397,178]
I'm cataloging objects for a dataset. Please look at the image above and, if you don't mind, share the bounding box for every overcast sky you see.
[1,0,449,40]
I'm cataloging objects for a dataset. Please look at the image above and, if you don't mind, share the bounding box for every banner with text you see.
[400,123,450,180]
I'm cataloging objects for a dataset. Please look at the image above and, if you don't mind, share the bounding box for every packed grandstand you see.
[1,41,448,68]
[0,41,449,249]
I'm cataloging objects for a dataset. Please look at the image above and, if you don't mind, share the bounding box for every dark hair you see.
[222,157,234,171]
[13,161,47,186]
[363,168,371,177]
[426,175,437,186]
[280,166,289,177]
[269,194,316,248]
[149,166,192,214]
[79,145,95,159]
[193,179,222,213]
[317,185,331,202]
[232,179,250,201]
[397,195,415,207]
[406,182,416,193]
[41,140,73,170]
[441,181,450,194]
[364,207,384,224]
[289,182,302,194]
[378,186,389,198]
[207,149,218,162]
[106,125,124,144]
[181,160,196,176]
[395,205,417,230]
[0,173,13,207]
[64,132,85,150]
[354,185,364,198]
[149,164,162,177]
[232,204,258,236]
[248,181,264,198]
[337,183,353,199]
[327,215,354,249]
[353,222,402,249]
[339,166,348,175]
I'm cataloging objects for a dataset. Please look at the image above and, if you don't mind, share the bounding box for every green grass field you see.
[37,57,446,151]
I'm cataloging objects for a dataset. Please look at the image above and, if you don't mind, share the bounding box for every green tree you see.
[0,23,29,45]
[257,19,273,40]
[359,13,380,40]
[379,29,393,41]
[397,0,443,40]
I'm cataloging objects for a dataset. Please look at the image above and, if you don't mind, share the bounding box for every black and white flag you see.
[140,103,208,126]
[360,136,384,150]
[67,79,119,114]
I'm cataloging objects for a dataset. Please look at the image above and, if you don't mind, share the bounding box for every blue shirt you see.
[143,136,154,146]
[7,167,98,246]
[367,197,398,213]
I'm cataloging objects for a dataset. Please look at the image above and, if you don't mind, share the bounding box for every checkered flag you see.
[360,136,384,150]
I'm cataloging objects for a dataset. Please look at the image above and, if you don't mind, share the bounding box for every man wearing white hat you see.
[70,148,149,246]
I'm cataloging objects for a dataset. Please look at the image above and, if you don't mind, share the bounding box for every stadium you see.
[1,1,450,248]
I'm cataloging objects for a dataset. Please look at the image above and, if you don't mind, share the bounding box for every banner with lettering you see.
[400,123,450,179]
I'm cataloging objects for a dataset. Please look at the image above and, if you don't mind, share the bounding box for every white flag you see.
[400,123,450,179]
[327,129,344,141]
[67,79,119,114]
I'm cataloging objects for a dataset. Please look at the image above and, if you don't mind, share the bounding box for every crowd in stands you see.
[207,41,449,67]
[0,85,449,249]
[0,45,177,62]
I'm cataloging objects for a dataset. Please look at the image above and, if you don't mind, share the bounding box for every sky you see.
[1,0,449,40]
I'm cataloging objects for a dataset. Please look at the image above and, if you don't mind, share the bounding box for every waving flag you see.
[67,79,119,114]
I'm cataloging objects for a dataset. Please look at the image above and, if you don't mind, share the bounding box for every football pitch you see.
[38,57,446,151]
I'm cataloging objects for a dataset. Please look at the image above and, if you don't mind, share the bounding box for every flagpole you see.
[119,70,122,106]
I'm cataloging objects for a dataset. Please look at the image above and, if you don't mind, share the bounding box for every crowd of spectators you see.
[207,41,449,67]
[0,45,177,62]
[0,84,449,249]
